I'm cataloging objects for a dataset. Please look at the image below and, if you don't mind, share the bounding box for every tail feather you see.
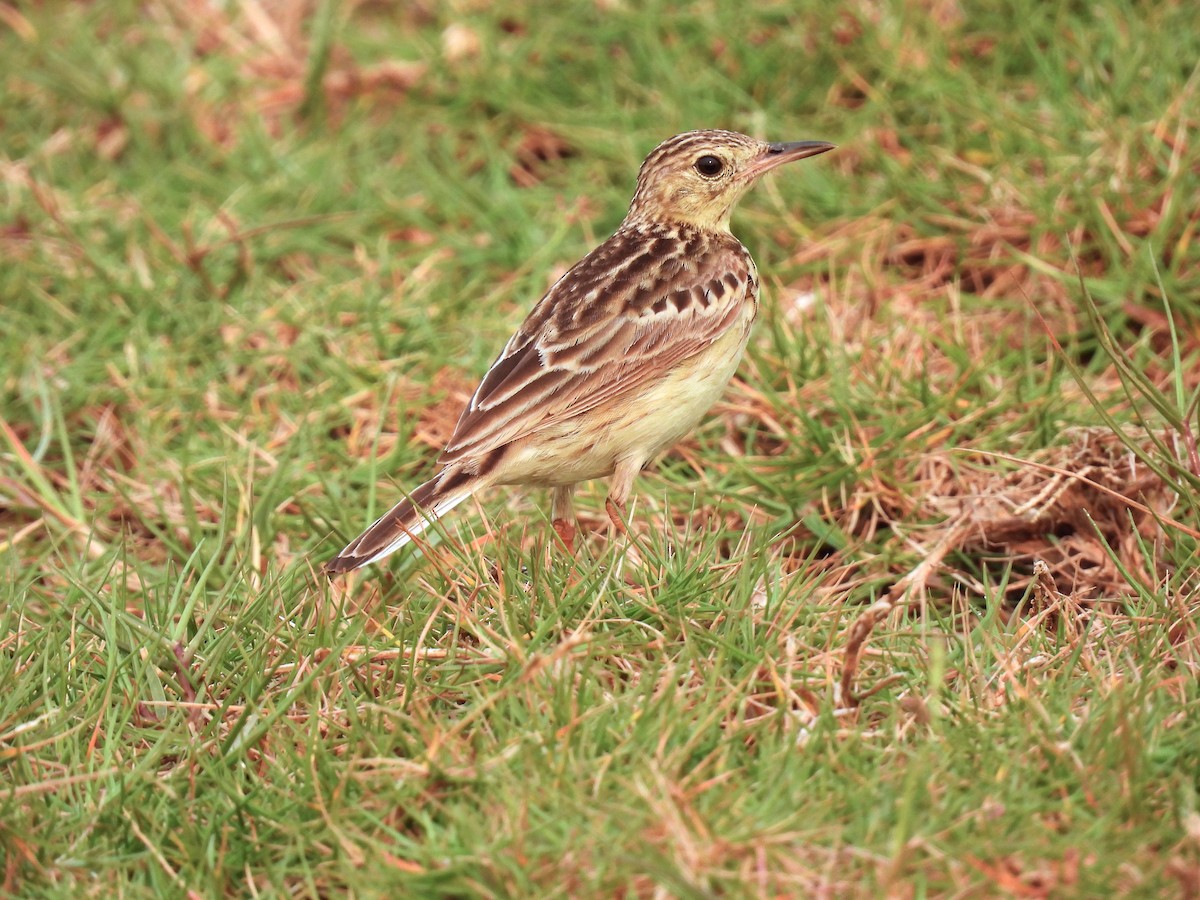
[325,477,474,574]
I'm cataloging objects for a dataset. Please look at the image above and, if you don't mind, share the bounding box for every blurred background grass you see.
[2,0,1199,895]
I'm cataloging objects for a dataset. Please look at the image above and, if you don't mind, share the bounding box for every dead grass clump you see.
[509,126,576,188]
[911,427,1185,603]
[839,428,1197,704]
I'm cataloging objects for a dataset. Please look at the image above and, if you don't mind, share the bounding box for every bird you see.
[325,129,834,574]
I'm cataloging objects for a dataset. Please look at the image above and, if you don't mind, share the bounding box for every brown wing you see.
[439,225,753,465]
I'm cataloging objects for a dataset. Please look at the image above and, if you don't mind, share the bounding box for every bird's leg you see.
[604,497,628,536]
[551,485,577,554]
[605,456,641,538]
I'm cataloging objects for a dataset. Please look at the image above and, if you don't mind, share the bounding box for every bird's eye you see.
[694,155,724,178]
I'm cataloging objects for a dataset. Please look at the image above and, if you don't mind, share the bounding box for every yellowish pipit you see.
[326,129,834,573]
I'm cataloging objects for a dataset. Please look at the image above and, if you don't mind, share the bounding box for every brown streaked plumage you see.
[326,129,834,574]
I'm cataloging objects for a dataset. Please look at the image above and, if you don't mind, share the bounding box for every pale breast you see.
[495,267,758,488]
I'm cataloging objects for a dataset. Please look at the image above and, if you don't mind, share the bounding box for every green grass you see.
[3,0,1200,895]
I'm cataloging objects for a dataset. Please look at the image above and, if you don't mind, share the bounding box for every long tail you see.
[324,476,475,574]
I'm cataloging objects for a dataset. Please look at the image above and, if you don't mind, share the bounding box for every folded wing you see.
[440,230,753,465]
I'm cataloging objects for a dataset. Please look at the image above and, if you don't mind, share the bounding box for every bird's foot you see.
[604,498,629,537]
[552,517,577,555]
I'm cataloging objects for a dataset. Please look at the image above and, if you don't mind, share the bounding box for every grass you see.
[3,0,1199,895]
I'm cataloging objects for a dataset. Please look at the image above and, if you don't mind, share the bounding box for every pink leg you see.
[551,485,577,554]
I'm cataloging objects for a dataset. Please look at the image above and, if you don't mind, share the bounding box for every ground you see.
[2,0,1199,895]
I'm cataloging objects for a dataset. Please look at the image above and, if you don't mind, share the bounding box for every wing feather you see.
[441,227,752,465]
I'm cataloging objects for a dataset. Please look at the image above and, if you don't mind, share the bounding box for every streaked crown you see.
[626,129,834,231]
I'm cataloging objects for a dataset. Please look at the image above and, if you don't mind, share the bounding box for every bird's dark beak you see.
[746,140,836,179]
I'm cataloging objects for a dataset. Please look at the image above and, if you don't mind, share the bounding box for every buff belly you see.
[495,311,754,488]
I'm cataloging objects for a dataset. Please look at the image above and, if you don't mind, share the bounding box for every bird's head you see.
[625,129,834,231]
